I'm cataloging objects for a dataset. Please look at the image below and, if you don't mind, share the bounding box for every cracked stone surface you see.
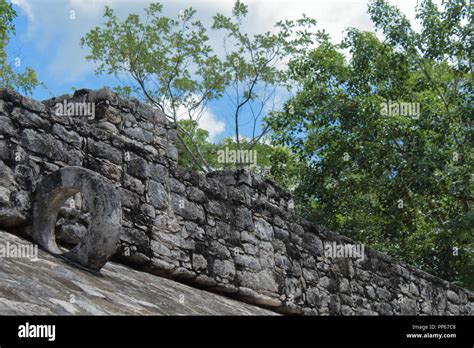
[0,231,276,315]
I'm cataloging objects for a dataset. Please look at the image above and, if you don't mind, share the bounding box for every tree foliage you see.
[212,0,322,153]
[81,1,323,172]
[81,3,226,172]
[0,0,38,94]
[176,119,304,192]
[268,0,473,289]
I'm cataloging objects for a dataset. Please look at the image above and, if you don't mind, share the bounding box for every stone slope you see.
[0,231,276,315]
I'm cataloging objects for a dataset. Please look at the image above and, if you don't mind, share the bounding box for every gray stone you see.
[192,254,208,271]
[256,270,278,292]
[339,278,350,294]
[169,178,186,194]
[274,227,289,242]
[400,298,418,315]
[146,181,168,210]
[255,218,273,241]
[21,129,82,165]
[31,166,122,271]
[0,186,11,205]
[127,156,150,179]
[97,121,118,134]
[171,194,205,223]
[123,174,145,195]
[376,303,393,315]
[0,140,10,159]
[276,254,292,270]
[1,88,472,317]
[56,223,87,246]
[235,207,253,230]
[87,139,122,165]
[0,116,17,136]
[120,188,140,208]
[150,239,172,257]
[376,287,392,301]
[206,200,226,218]
[140,203,156,219]
[149,163,168,184]
[154,231,194,250]
[52,124,83,149]
[213,259,235,279]
[123,127,154,144]
[11,107,50,128]
[235,254,261,271]
[187,187,206,203]
[0,208,26,227]
[447,290,459,304]
[22,96,47,113]
[210,240,231,259]
[409,282,420,297]
[0,230,275,315]
[241,230,257,244]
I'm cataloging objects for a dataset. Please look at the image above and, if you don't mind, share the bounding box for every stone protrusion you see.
[31,166,122,271]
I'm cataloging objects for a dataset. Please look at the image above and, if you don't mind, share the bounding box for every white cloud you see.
[198,109,226,141]
[11,0,35,21]
[11,0,429,83]
[11,0,442,140]
[11,0,435,97]
[174,103,226,141]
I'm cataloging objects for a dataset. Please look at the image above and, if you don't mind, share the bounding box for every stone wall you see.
[0,87,472,315]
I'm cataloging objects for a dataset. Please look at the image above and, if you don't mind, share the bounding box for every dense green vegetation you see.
[268,0,473,289]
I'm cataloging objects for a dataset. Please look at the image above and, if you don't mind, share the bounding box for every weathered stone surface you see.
[52,124,83,149]
[149,163,169,184]
[213,259,236,279]
[123,127,154,144]
[11,107,50,128]
[447,290,460,304]
[123,174,145,195]
[171,194,205,223]
[0,209,26,227]
[255,217,274,241]
[127,156,149,179]
[21,129,83,165]
[56,223,87,246]
[0,116,17,136]
[31,166,122,271]
[146,180,168,210]
[0,231,276,315]
[192,253,208,271]
[400,298,418,315]
[235,254,261,271]
[87,139,122,165]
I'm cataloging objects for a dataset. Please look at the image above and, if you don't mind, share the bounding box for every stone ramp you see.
[0,231,277,315]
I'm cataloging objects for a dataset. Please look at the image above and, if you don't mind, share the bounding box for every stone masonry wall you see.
[0,88,472,315]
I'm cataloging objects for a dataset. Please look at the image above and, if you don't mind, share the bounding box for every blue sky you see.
[7,0,427,142]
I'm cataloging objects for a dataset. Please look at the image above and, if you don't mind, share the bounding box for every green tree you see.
[177,119,304,192]
[81,1,323,172]
[0,0,38,94]
[212,0,322,155]
[176,119,219,171]
[268,0,473,288]
[81,3,227,172]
